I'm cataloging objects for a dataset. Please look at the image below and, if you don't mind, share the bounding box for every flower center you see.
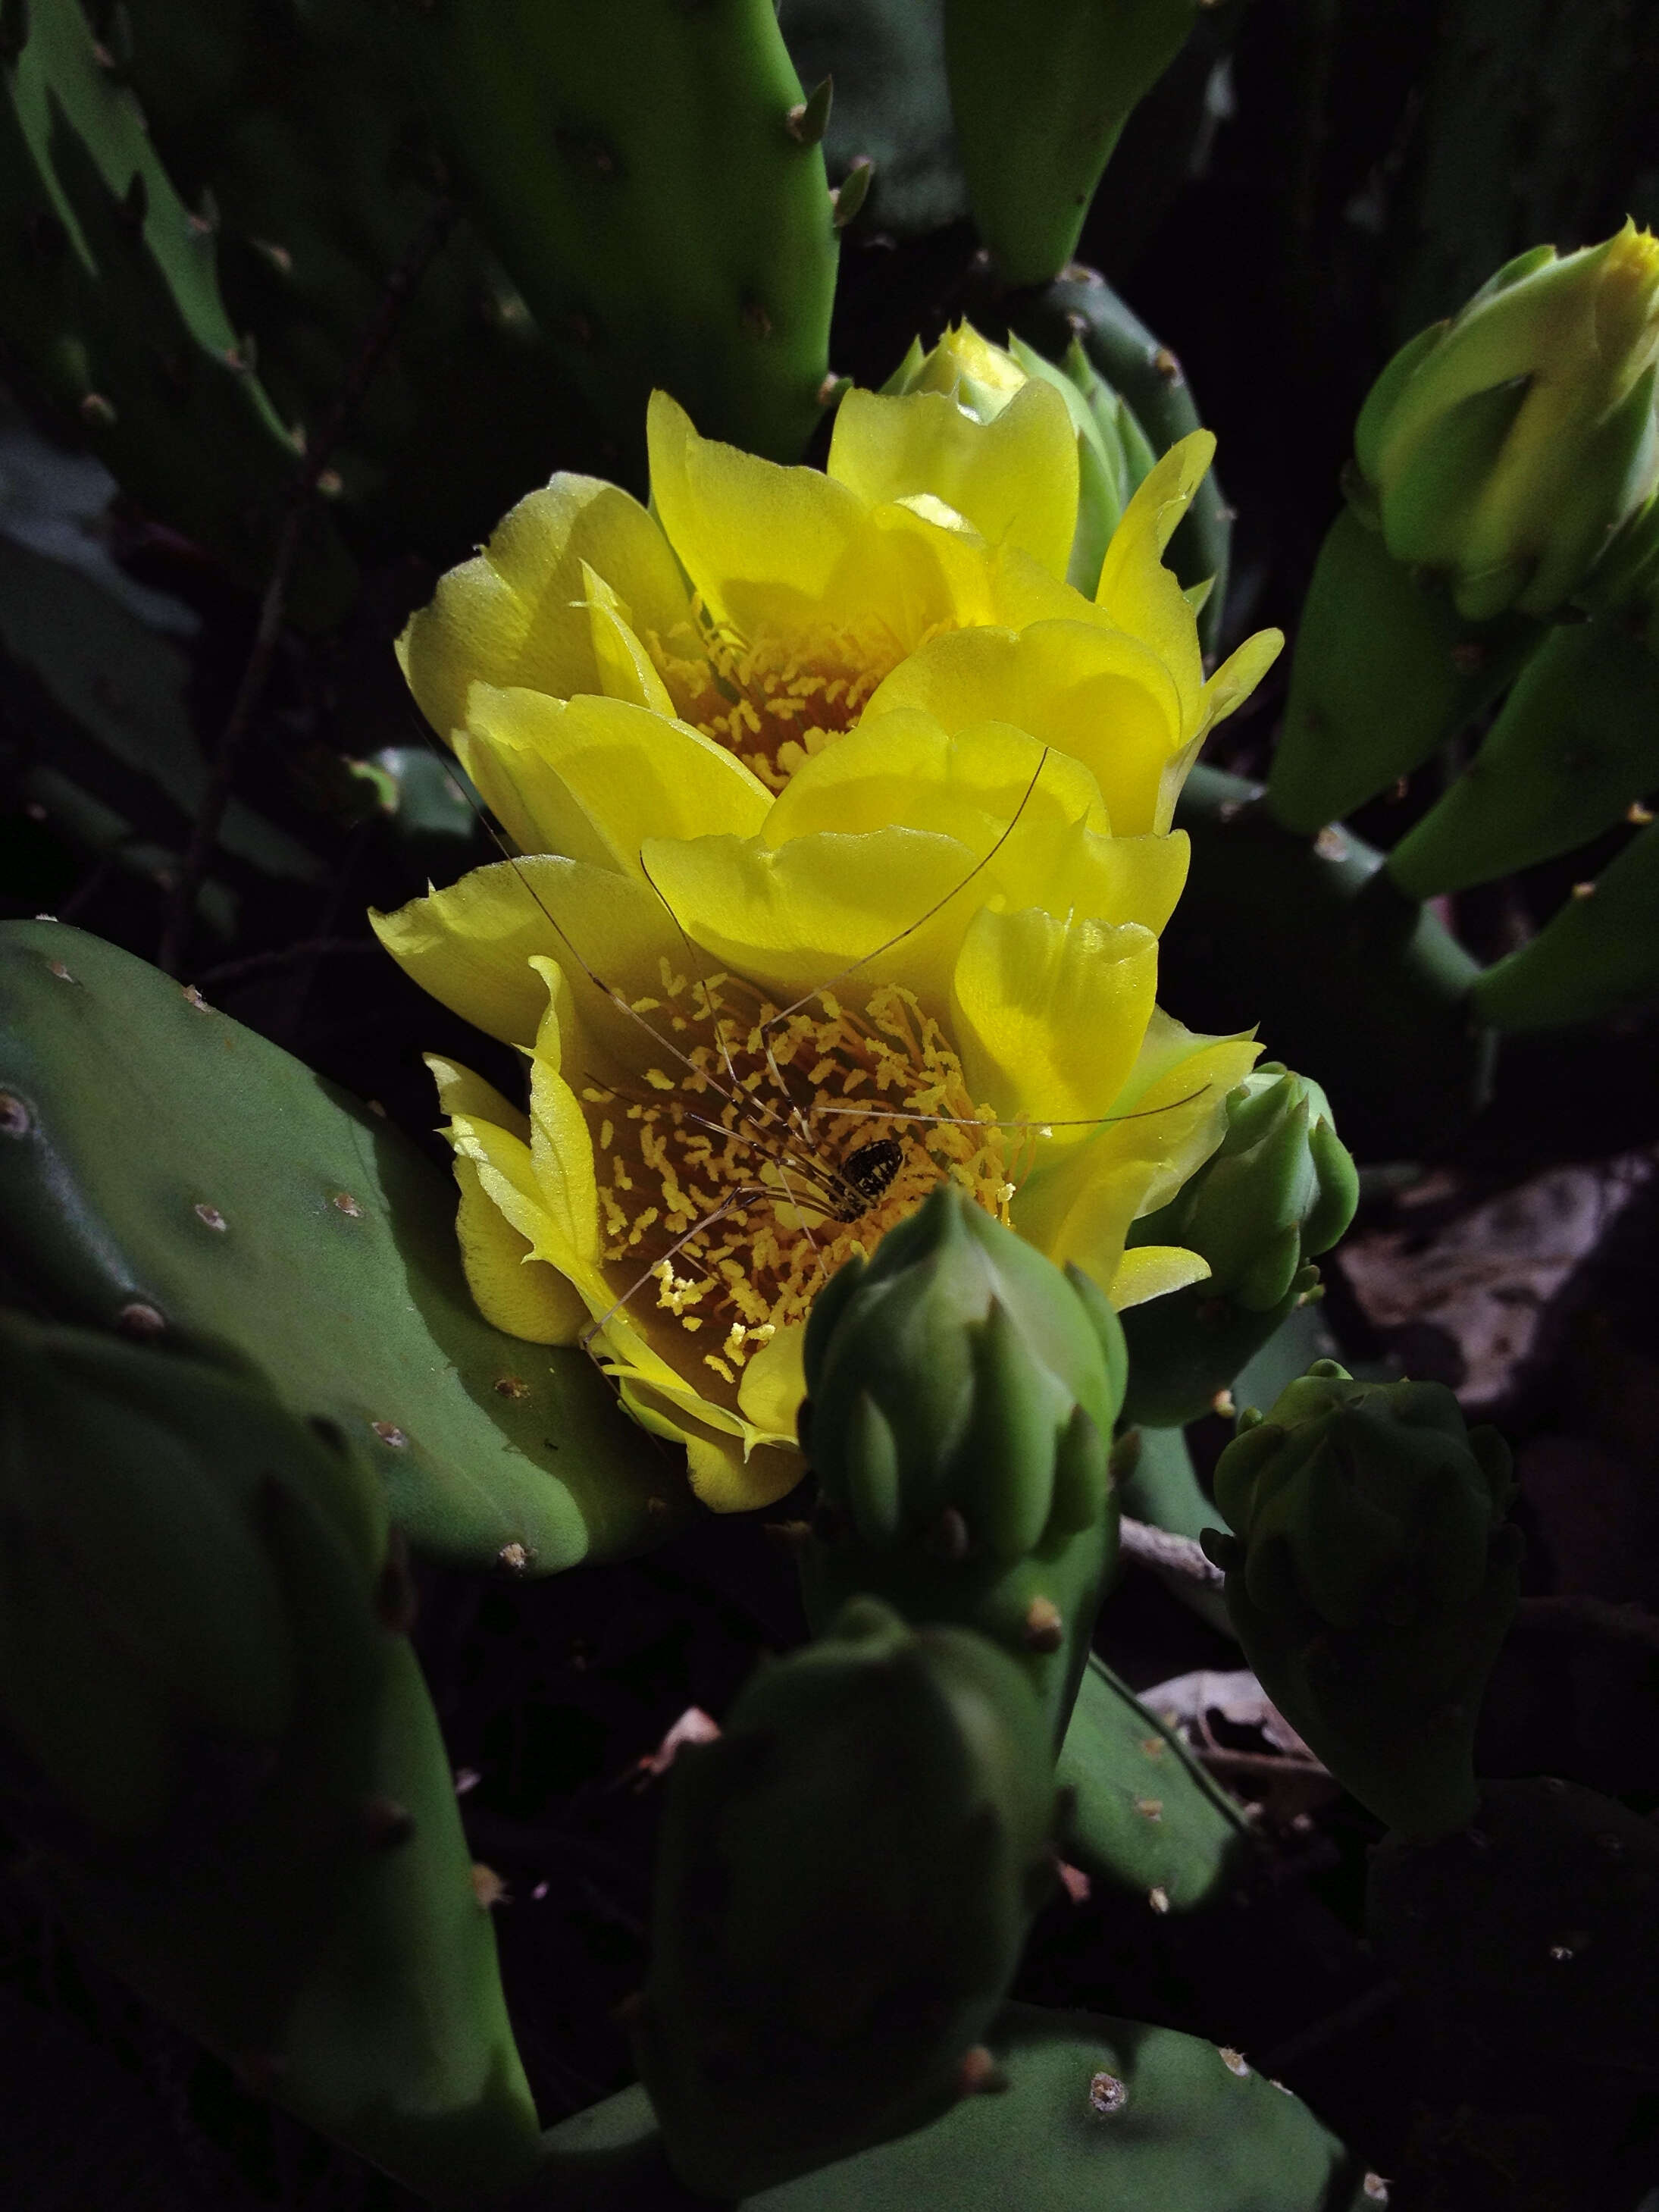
[582,964,1016,1394]
[648,606,938,793]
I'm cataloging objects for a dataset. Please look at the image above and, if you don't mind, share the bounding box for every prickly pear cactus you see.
[113,0,606,560]
[798,1185,1126,1746]
[0,920,688,1569]
[391,0,839,465]
[0,0,352,612]
[0,1313,541,2205]
[634,1598,1058,2200]
[1056,1656,1252,1910]
[944,0,1201,287]
[1267,507,1539,839]
[549,2002,1370,2210]
[1470,809,1659,1032]
[1165,766,1489,1161]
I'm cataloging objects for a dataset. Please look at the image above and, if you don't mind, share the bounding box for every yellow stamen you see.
[592,970,1014,1409]
[646,600,952,792]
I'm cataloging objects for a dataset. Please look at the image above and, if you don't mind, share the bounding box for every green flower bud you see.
[635,1597,1056,2200]
[1203,1362,1522,1839]
[1118,1067,1359,1429]
[1355,223,1659,621]
[1138,1065,1357,1312]
[799,1184,1125,1744]
[884,320,1156,592]
[1579,480,1659,656]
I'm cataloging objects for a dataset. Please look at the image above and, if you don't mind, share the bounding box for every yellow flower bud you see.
[1356,224,1659,620]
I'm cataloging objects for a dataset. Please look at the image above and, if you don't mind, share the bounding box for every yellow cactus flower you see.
[399,383,1281,823]
[373,711,1258,1512]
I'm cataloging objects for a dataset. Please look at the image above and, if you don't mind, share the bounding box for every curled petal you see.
[400,476,690,743]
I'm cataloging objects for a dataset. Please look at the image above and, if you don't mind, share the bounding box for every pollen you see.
[589,970,1016,1408]
[646,601,950,791]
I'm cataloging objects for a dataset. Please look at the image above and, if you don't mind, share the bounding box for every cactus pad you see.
[543,2001,1367,2209]
[1056,1655,1251,1911]
[0,1315,540,2204]
[0,920,689,1570]
[395,0,837,465]
[1,0,352,611]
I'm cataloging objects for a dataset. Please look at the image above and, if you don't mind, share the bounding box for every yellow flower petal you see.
[371,856,676,1048]
[862,622,1187,835]
[1201,625,1285,733]
[615,1376,800,1511]
[450,1155,587,1342]
[1094,433,1216,740]
[581,564,678,717]
[399,475,691,744]
[735,1323,807,1438]
[427,1052,531,1143]
[525,959,605,1274]
[647,390,866,629]
[457,688,771,873]
[1009,1010,1260,1288]
[1105,1008,1262,1215]
[763,708,1191,936]
[1108,1243,1213,1309]
[827,379,1080,581]
[641,825,980,1005]
[426,1054,587,1343]
[1013,1155,1160,1302]
[949,907,1158,1129]
[760,707,1109,844]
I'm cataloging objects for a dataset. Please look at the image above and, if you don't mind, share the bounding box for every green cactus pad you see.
[394,0,837,466]
[1164,766,1490,1161]
[0,920,690,1569]
[0,0,352,613]
[1268,507,1539,835]
[540,2002,1366,2210]
[1388,616,1659,900]
[1056,1655,1251,1911]
[778,0,966,240]
[114,0,608,563]
[0,1316,541,2204]
[1471,811,1659,1031]
[945,0,1199,287]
